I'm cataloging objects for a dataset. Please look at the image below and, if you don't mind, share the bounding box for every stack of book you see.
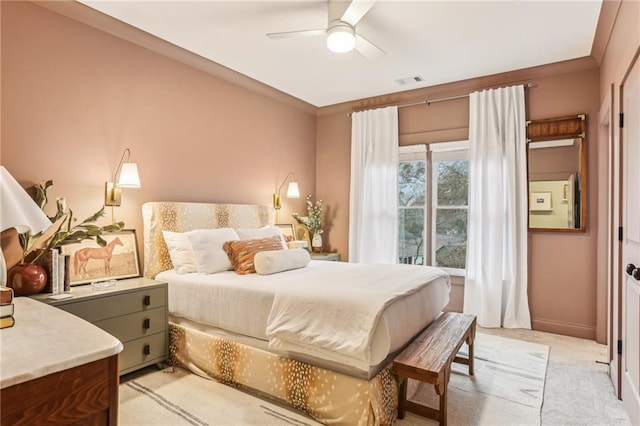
[0,286,15,329]
[36,248,71,294]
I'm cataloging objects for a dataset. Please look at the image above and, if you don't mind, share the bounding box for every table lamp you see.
[0,166,52,287]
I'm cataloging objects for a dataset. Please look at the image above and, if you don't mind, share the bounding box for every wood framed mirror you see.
[526,114,587,232]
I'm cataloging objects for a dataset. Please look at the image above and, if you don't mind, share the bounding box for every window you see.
[398,142,469,274]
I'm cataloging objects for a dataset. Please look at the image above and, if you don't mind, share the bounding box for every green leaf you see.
[81,207,106,224]
[17,180,126,262]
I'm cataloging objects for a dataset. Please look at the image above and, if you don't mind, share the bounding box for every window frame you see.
[399,141,469,276]
[398,144,428,265]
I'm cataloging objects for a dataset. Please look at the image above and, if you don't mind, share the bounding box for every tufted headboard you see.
[142,202,275,279]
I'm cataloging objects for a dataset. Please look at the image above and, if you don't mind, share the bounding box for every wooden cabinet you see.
[1,298,122,426]
[33,278,168,375]
[2,356,119,425]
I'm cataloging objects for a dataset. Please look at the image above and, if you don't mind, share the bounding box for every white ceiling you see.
[80,1,602,107]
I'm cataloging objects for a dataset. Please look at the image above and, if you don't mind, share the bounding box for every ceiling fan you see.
[266,0,385,60]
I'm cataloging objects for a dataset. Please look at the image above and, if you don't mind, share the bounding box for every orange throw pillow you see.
[223,236,284,275]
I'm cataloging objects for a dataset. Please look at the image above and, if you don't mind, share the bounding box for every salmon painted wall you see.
[1,1,316,267]
[317,61,601,339]
[1,0,625,343]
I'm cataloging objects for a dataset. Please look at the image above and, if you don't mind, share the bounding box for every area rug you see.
[119,367,321,426]
[400,332,549,426]
[119,331,548,425]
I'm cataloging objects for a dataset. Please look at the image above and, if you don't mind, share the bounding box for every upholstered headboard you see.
[142,202,275,279]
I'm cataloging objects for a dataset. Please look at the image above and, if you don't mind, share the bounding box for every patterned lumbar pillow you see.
[223,236,284,275]
[236,226,288,250]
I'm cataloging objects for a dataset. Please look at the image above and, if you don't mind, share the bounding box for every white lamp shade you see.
[327,24,356,53]
[118,163,141,188]
[286,182,300,198]
[0,166,52,234]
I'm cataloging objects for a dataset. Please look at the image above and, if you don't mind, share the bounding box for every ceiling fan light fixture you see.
[327,22,355,53]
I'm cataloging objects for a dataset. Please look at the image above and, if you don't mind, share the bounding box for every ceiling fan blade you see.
[355,33,385,60]
[341,0,375,26]
[267,29,327,39]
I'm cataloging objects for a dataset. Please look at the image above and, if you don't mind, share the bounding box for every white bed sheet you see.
[158,260,450,373]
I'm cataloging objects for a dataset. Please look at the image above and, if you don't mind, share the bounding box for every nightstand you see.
[311,252,341,261]
[31,277,167,375]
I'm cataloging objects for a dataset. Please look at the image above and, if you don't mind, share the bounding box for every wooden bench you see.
[393,312,477,426]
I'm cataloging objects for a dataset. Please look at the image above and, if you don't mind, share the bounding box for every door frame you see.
[619,48,640,421]
[599,86,620,394]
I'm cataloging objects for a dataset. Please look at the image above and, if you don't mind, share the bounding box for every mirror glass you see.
[527,115,586,232]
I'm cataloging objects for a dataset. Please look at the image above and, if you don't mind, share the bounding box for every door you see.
[621,54,640,423]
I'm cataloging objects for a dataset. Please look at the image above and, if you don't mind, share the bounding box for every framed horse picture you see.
[60,229,141,286]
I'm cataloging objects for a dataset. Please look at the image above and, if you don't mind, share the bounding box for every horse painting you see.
[74,237,124,278]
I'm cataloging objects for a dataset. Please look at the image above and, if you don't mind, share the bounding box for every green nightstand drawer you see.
[57,287,166,322]
[95,307,166,343]
[120,332,167,375]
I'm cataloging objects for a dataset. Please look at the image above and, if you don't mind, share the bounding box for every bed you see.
[142,201,451,425]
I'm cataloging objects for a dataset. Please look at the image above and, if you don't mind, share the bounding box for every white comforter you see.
[266,263,450,372]
[158,260,450,373]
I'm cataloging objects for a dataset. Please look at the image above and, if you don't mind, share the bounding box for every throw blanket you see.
[266,263,450,371]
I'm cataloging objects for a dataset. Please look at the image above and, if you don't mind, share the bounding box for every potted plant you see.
[8,180,124,295]
[292,195,323,253]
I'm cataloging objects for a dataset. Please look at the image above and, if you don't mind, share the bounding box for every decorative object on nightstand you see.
[6,264,47,297]
[292,194,324,253]
[311,252,340,262]
[10,179,123,295]
[60,229,140,286]
[0,166,52,293]
[0,286,15,329]
[275,223,295,243]
[293,224,312,251]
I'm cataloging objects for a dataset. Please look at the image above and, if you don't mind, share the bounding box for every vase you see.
[312,233,323,253]
[7,263,47,296]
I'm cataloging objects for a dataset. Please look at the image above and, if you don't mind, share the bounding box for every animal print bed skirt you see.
[168,323,398,425]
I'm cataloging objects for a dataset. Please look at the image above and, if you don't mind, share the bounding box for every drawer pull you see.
[143,344,150,355]
[143,295,151,306]
[143,318,150,329]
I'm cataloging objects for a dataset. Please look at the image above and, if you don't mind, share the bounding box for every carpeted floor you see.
[482,327,630,426]
[119,327,629,425]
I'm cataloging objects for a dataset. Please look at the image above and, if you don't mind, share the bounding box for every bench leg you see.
[397,377,407,419]
[467,323,476,376]
[435,363,451,426]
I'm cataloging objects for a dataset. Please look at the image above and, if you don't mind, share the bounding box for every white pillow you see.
[187,228,240,274]
[236,226,287,249]
[254,248,311,275]
[162,231,197,274]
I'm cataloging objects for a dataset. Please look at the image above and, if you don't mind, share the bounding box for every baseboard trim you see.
[532,318,596,340]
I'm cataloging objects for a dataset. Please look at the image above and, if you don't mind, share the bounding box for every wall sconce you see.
[273,172,300,210]
[105,148,141,208]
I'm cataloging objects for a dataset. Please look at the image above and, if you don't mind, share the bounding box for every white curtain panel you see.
[349,106,399,264]
[464,85,531,329]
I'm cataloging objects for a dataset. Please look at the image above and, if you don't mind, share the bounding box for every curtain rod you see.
[348,82,535,116]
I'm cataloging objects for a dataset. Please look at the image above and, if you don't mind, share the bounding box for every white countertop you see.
[0,297,123,389]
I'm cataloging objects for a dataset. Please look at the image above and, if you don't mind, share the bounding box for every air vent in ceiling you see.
[394,75,425,86]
